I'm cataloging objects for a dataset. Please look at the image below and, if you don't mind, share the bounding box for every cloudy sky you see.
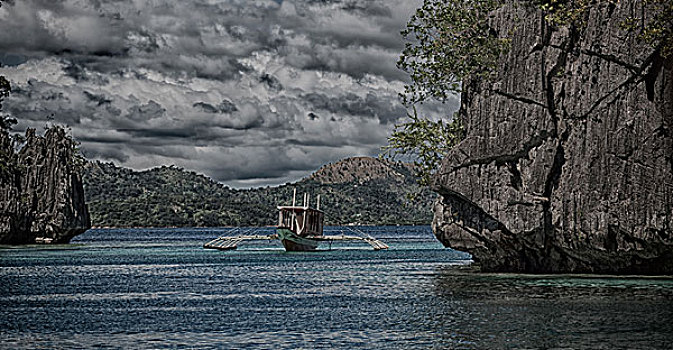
[0,0,458,188]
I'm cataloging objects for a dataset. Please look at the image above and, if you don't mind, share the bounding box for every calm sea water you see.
[1,226,672,349]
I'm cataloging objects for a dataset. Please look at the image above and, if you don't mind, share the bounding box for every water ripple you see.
[1,227,671,349]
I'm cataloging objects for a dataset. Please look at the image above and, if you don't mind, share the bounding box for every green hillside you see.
[82,157,435,228]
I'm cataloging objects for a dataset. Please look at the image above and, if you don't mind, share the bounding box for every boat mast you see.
[290,188,297,231]
[302,193,309,234]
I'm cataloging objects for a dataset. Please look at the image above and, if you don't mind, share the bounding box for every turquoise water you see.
[1,226,672,349]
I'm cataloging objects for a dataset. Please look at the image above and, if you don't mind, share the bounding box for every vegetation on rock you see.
[397,0,507,105]
[622,0,673,58]
[0,76,15,180]
[382,111,464,186]
[425,0,672,273]
[385,0,507,183]
[385,0,673,183]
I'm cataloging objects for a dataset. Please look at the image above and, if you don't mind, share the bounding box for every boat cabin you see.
[278,206,324,237]
[277,191,324,237]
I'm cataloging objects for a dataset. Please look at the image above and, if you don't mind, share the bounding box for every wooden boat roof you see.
[277,206,324,213]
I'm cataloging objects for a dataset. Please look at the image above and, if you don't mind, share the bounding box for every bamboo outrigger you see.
[203,190,388,251]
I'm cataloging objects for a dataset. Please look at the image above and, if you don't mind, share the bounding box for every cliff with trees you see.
[0,76,90,243]
[390,0,672,273]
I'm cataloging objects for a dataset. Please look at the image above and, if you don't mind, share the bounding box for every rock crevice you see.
[432,1,673,274]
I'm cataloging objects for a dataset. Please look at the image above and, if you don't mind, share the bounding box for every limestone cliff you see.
[432,1,673,273]
[0,127,90,244]
[309,157,408,184]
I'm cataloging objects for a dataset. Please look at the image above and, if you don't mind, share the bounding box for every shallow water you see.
[1,226,671,349]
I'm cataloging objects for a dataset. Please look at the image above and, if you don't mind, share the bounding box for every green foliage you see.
[532,0,672,57]
[82,161,435,228]
[0,145,14,180]
[397,0,509,105]
[0,76,14,131]
[0,76,9,100]
[0,77,85,182]
[623,0,673,58]
[52,126,87,171]
[0,76,14,180]
[388,0,672,187]
[383,110,464,186]
[390,0,502,185]
[530,0,595,26]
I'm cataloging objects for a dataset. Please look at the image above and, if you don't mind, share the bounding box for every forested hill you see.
[82,157,435,228]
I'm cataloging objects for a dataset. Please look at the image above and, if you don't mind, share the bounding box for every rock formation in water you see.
[432,1,673,273]
[0,127,90,244]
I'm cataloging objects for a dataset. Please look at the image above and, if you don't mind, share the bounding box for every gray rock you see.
[432,1,673,274]
[0,127,90,244]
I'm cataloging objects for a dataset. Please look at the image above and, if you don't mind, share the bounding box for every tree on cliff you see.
[0,76,16,180]
[384,0,506,185]
[0,76,15,130]
[385,0,673,185]
[396,0,672,103]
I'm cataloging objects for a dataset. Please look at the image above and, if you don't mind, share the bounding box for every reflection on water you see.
[1,227,671,349]
[425,267,673,349]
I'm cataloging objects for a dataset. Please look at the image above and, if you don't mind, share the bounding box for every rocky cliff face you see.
[310,157,408,184]
[432,1,673,273]
[0,127,90,244]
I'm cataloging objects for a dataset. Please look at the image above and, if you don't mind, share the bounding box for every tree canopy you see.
[384,0,673,186]
[385,0,506,185]
[0,76,15,131]
[397,0,507,106]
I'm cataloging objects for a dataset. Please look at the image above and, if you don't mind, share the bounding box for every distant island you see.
[83,156,435,228]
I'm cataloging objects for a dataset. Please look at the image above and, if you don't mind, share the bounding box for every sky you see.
[0,0,459,188]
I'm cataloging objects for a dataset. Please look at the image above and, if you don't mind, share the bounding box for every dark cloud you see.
[0,53,28,66]
[83,91,111,106]
[81,144,130,163]
[0,0,414,81]
[192,99,238,114]
[259,73,283,91]
[193,102,219,114]
[307,112,319,120]
[302,91,407,124]
[218,99,238,113]
[126,101,164,121]
[118,128,195,140]
[0,0,461,187]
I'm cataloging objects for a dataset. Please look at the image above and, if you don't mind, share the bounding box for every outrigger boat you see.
[204,190,388,252]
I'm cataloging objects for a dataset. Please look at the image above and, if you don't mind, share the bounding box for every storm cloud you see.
[0,0,459,187]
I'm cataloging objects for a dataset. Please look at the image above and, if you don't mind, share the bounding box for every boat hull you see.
[276,228,320,251]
